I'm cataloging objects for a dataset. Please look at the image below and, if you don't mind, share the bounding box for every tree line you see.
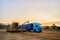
[43,24,60,30]
[0,23,60,30]
[0,23,10,29]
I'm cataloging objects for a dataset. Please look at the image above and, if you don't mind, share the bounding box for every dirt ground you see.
[0,30,60,40]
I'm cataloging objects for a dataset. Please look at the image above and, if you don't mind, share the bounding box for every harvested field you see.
[0,30,60,40]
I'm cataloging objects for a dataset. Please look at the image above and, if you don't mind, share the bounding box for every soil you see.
[0,30,60,40]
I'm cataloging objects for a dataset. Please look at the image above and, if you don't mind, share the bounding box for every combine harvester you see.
[7,21,42,32]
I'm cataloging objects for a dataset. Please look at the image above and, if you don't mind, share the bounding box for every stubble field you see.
[0,30,60,40]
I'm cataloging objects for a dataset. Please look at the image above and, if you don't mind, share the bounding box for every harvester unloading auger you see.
[7,21,42,32]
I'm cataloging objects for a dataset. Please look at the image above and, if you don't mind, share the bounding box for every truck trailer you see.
[20,22,42,32]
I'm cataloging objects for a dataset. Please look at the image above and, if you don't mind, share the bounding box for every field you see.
[0,30,60,40]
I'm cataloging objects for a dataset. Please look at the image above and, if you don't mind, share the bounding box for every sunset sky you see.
[0,0,60,26]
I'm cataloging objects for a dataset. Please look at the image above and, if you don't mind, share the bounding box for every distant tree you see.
[51,24,57,30]
[0,23,10,29]
[56,27,60,30]
[45,26,50,29]
[7,24,10,29]
[0,23,3,29]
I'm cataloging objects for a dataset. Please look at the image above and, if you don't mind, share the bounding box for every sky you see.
[0,0,60,25]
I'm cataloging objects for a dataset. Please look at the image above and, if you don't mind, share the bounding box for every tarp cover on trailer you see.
[20,23,33,30]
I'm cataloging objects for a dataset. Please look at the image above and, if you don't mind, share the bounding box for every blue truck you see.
[20,22,42,32]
